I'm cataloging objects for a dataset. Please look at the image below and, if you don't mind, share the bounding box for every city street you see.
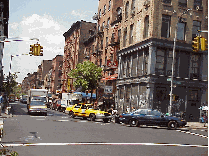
[0,101,208,156]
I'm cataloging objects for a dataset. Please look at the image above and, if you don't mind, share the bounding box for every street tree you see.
[68,61,103,102]
[2,73,18,96]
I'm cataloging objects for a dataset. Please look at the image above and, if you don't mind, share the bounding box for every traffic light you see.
[192,36,200,52]
[29,44,34,55]
[200,37,208,51]
[33,44,38,56]
[37,44,43,56]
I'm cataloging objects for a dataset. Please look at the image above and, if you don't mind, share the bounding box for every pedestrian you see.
[0,94,2,112]
[126,106,130,113]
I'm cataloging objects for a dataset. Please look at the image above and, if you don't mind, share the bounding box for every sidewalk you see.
[185,122,208,129]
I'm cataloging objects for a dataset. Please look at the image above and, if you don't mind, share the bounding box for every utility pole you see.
[168,9,192,115]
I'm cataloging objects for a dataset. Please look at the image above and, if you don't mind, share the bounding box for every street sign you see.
[104,86,113,93]
[167,78,181,84]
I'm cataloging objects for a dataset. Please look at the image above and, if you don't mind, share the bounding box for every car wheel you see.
[129,119,138,127]
[168,121,177,130]
[90,114,96,121]
[69,112,74,118]
[103,118,109,123]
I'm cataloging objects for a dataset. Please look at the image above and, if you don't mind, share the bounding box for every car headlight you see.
[181,119,186,122]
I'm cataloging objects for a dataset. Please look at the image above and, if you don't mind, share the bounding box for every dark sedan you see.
[118,109,187,130]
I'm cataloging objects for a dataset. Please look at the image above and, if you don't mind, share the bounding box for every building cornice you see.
[118,38,194,57]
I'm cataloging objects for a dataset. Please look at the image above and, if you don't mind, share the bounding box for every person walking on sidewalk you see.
[0,94,2,115]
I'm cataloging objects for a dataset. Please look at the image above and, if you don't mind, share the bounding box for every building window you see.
[190,54,199,79]
[123,28,127,47]
[194,0,202,9]
[178,0,187,7]
[129,24,134,44]
[125,1,129,19]
[105,56,107,67]
[102,22,105,31]
[131,0,135,10]
[100,59,102,66]
[107,18,110,29]
[177,22,186,41]
[99,9,101,17]
[144,16,149,38]
[104,5,106,14]
[156,49,165,75]
[98,25,100,32]
[192,21,201,39]
[106,37,108,47]
[110,54,113,62]
[161,15,171,38]
[108,0,111,11]
[144,51,148,75]
[189,90,198,101]
[101,39,103,49]
[163,0,171,3]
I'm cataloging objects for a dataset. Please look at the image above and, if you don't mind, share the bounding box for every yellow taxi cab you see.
[72,104,112,123]
[75,104,93,119]
[68,103,83,118]
[85,106,112,123]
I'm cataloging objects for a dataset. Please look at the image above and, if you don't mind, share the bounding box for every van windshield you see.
[30,101,45,106]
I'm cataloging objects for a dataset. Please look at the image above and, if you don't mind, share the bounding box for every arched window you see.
[125,1,129,19]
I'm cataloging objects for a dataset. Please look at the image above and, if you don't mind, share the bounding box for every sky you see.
[3,0,98,83]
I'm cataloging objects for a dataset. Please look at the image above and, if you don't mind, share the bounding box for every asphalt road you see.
[0,102,208,156]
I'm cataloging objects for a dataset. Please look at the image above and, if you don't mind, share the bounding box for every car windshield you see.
[74,104,82,108]
[149,110,162,116]
[32,96,46,102]
[30,101,45,106]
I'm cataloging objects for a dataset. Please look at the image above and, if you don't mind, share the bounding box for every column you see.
[146,83,154,109]
[118,55,121,79]
[148,45,156,75]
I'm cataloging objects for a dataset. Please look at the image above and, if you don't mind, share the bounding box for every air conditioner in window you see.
[196,6,203,11]
[131,10,135,15]
[143,0,150,6]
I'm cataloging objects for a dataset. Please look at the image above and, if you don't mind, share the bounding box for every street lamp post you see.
[168,9,192,115]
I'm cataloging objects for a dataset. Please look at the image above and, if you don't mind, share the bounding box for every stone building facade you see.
[116,0,208,121]
[0,0,9,92]
[62,20,97,92]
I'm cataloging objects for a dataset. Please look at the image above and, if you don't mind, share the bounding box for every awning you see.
[101,74,118,81]
[73,92,96,99]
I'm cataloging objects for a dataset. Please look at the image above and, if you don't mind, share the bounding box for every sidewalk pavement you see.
[185,122,208,129]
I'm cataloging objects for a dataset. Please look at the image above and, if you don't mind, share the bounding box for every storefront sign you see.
[104,86,113,93]
[117,77,151,85]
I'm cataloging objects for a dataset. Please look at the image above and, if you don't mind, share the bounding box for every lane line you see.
[0,142,207,147]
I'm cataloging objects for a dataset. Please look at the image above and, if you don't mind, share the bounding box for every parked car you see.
[118,109,187,130]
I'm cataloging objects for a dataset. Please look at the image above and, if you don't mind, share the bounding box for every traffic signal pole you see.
[168,9,192,116]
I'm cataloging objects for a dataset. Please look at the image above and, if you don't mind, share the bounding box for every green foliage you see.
[2,73,18,96]
[68,61,103,92]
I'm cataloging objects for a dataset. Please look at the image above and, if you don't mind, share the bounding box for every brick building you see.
[93,0,123,107]
[61,20,97,92]
[116,0,208,121]
[51,55,63,94]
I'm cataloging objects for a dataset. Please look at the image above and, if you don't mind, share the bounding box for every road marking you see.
[30,116,46,118]
[177,130,208,139]
[79,120,88,122]
[0,142,207,148]
[61,117,68,118]
[57,120,69,122]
